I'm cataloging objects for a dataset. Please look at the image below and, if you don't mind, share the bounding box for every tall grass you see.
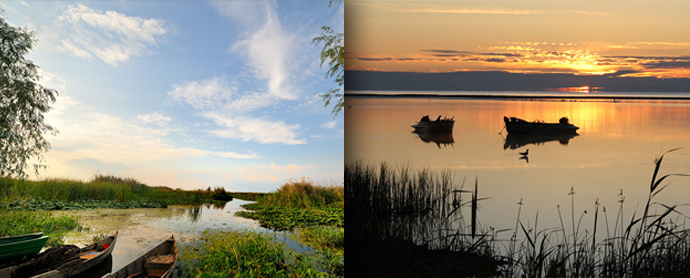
[0,174,232,208]
[346,161,504,277]
[236,179,344,231]
[261,178,344,209]
[347,149,690,277]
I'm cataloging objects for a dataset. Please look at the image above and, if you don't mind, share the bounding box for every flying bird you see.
[519,149,529,156]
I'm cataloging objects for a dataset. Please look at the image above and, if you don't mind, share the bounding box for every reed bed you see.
[0,174,232,208]
[347,148,690,277]
[260,177,344,209]
[346,161,504,277]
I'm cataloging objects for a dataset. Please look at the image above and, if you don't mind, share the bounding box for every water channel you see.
[51,199,308,277]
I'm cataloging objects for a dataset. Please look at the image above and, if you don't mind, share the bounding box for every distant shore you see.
[345,91,690,102]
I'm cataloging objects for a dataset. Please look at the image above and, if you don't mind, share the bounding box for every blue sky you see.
[3,1,343,192]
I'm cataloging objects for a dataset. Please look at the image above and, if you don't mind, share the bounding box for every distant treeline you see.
[345,70,690,92]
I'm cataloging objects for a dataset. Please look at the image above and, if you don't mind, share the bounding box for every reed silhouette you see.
[346,148,690,277]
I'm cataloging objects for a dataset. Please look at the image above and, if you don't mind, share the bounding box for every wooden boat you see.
[504,116,579,134]
[0,233,50,262]
[412,115,454,133]
[103,235,177,278]
[0,232,118,278]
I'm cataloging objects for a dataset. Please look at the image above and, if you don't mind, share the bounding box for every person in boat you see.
[420,115,430,122]
[559,117,569,124]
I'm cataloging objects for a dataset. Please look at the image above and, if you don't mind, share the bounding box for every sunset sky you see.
[3,1,343,192]
[346,1,690,79]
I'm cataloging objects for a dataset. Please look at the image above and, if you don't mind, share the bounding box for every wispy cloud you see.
[232,163,312,183]
[403,8,540,15]
[321,121,337,129]
[165,1,319,145]
[348,41,690,77]
[397,8,608,16]
[216,1,300,100]
[217,151,259,159]
[167,76,235,110]
[55,4,167,66]
[630,42,690,47]
[138,112,172,126]
[204,112,306,145]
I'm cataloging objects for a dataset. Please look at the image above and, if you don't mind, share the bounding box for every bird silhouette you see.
[519,149,529,156]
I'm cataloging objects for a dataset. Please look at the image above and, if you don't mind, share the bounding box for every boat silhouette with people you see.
[412,115,454,133]
[503,116,579,134]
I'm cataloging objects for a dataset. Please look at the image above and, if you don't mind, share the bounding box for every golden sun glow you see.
[346,1,690,80]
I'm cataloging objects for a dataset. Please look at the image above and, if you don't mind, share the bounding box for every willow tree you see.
[312,0,343,117]
[1,9,58,177]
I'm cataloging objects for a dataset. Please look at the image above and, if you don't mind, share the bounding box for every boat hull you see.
[0,233,49,262]
[103,236,177,278]
[411,121,454,133]
[0,231,118,278]
[504,117,578,134]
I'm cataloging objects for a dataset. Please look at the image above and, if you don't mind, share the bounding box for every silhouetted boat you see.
[504,133,579,150]
[0,232,118,278]
[504,116,578,134]
[412,115,454,133]
[0,233,49,262]
[103,235,177,278]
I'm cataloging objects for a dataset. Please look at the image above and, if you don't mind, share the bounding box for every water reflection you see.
[345,95,690,232]
[187,206,202,223]
[413,131,454,148]
[54,199,265,273]
[503,133,579,150]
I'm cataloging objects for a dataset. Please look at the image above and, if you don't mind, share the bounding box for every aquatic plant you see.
[177,229,337,277]
[297,226,344,276]
[0,210,81,247]
[236,203,343,231]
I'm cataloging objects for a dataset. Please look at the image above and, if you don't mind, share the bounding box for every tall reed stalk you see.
[348,148,690,277]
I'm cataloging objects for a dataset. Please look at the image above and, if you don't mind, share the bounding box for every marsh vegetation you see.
[179,178,345,277]
[346,149,690,277]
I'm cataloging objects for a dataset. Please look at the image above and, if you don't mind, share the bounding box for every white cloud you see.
[217,151,259,159]
[231,13,296,100]
[167,76,278,115]
[320,121,337,129]
[215,1,307,100]
[138,111,172,126]
[167,76,234,110]
[43,97,207,169]
[55,4,167,66]
[231,163,312,183]
[57,40,94,59]
[204,113,306,145]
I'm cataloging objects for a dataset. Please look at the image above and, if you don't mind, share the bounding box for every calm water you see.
[53,199,309,277]
[345,93,690,233]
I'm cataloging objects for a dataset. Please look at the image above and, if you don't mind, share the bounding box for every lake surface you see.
[345,93,690,234]
[53,199,308,277]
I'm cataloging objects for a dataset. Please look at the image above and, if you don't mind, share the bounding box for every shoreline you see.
[345,91,690,103]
